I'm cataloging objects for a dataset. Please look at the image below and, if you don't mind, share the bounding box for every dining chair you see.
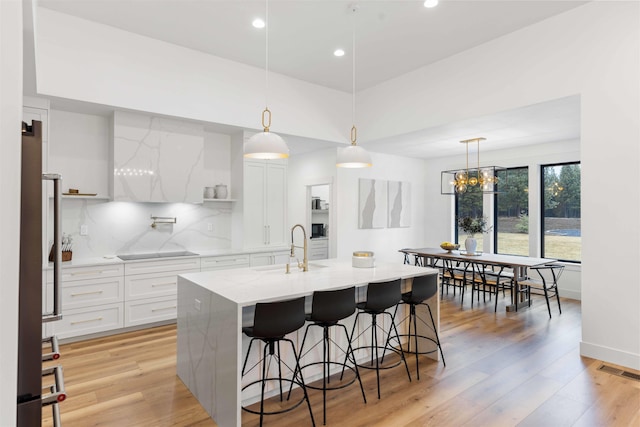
[471,263,514,312]
[518,263,564,318]
[441,258,472,304]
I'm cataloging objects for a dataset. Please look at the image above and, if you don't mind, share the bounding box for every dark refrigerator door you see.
[17,121,43,425]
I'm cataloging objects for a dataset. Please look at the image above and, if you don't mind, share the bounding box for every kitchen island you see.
[176,259,438,427]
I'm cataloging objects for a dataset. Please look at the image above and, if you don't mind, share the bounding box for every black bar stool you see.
[390,274,445,380]
[293,287,366,425]
[349,278,411,399]
[241,296,315,427]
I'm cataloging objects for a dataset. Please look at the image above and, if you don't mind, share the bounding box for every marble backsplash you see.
[49,199,232,259]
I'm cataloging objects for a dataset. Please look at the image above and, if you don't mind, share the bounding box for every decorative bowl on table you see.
[440,242,459,252]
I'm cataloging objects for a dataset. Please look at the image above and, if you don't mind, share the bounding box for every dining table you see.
[400,247,557,312]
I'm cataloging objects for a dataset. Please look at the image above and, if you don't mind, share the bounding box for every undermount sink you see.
[117,251,199,261]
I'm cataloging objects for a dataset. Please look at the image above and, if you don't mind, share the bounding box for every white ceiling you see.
[35,0,584,157]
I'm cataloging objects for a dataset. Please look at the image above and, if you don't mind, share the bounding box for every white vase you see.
[465,237,477,254]
[214,184,228,199]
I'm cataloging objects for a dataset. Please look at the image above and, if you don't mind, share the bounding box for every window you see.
[541,162,581,262]
[495,167,529,256]
[455,183,483,247]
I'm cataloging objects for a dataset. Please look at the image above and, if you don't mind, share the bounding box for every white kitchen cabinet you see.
[123,257,201,326]
[243,160,287,249]
[112,110,204,203]
[125,269,199,301]
[124,295,178,327]
[249,250,290,267]
[124,257,200,276]
[201,254,251,271]
[308,238,329,261]
[49,303,124,340]
[46,263,125,339]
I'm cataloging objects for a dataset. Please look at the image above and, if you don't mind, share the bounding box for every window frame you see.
[540,161,581,263]
[493,166,529,256]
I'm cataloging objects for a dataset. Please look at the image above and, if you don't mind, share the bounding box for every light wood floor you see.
[43,289,640,427]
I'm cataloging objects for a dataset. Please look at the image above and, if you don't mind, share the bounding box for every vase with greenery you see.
[457,216,492,253]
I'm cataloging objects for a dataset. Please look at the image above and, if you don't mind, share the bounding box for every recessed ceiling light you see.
[252,18,265,29]
[334,49,345,57]
[424,0,439,8]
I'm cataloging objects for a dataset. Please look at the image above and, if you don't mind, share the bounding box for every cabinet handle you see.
[70,317,103,325]
[70,290,104,297]
[151,282,176,287]
[69,268,117,276]
[43,174,62,323]
[264,226,267,245]
[151,305,176,312]
[267,225,270,244]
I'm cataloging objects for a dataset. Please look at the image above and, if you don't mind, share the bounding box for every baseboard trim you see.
[580,341,640,371]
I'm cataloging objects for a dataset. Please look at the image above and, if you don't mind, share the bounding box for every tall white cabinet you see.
[243,159,287,249]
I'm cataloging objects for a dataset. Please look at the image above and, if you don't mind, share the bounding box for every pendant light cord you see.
[265,0,269,109]
[351,6,357,145]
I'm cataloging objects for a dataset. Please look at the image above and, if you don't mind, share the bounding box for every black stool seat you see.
[390,274,445,380]
[349,278,411,399]
[294,287,366,425]
[241,296,315,427]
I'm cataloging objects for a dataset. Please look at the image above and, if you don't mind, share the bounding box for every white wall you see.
[287,148,338,256]
[336,151,427,264]
[34,7,351,145]
[360,2,640,369]
[0,1,22,423]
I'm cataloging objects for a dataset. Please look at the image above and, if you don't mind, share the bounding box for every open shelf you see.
[52,195,111,200]
[203,198,237,203]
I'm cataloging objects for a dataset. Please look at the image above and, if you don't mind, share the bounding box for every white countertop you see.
[179,258,438,307]
[43,246,291,269]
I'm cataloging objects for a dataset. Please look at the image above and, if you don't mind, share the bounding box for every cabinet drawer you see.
[47,263,124,283]
[125,269,199,300]
[49,303,123,339]
[309,239,328,249]
[62,276,124,310]
[308,248,328,261]
[201,255,250,271]
[124,257,201,275]
[125,296,177,327]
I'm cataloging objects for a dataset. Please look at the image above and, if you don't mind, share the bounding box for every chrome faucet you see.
[289,224,308,272]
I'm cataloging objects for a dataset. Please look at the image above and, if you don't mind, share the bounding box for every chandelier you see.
[441,137,506,195]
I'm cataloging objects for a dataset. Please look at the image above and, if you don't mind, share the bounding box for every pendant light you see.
[244,0,289,159]
[440,137,506,195]
[336,4,372,168]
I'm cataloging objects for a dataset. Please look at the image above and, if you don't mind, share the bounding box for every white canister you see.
[352,251,375,268]
[204,187,215,199]
[214,184,228,199]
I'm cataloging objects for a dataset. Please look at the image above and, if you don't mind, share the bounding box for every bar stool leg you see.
[260,344,268,427]
[387,311,412,383]
[339,323,367,404]
[372,314,381,399]
[412,305,420,380]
